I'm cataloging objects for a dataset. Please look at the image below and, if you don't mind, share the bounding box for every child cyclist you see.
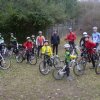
[41,40,53,65]
[85,36,96,68]
[64,44,75,80]
[23,37,33,62]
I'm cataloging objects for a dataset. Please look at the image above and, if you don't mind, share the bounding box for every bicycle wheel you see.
[16,54,23,63]
[0,58,11,70]
[29,54,37,65]
[53,57,61,68]
[39,61,51,75]
[73,61,86,76]
[53,67,64,80]
[95,60,100,75]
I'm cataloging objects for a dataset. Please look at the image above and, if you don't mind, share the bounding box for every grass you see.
[0,39,100,100]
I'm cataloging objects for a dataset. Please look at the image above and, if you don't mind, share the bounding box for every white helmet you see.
[31,35,35,38]
[38,31,42,34]
[83,32,87,35]
[26,37,30,40]
[64,44,70,48]
[93,26,98,30]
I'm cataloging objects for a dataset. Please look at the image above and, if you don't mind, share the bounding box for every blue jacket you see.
[92,32,100,43]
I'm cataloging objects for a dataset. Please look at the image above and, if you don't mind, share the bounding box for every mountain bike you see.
[69,43,79,56]
[53,55,85,80]
[39,54,61,75]
[16,49,37,65]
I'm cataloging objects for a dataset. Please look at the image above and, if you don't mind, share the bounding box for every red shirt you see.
[65,32,76,42]
[85,40,96,54]
[23,41,33,50]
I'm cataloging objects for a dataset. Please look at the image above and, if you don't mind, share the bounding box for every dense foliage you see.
[0,0,78,42]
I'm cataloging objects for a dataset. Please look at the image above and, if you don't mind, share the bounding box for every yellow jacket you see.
[41,45,53,56]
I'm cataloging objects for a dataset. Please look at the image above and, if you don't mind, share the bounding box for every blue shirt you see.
[92,32,100,43]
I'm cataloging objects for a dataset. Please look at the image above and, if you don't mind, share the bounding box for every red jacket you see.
[65,32,76,42]
[23,41,33,50]
[85,40,96,54]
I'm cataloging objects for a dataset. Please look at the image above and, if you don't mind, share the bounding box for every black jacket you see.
[51,34,60,45]
[80,37,86,48]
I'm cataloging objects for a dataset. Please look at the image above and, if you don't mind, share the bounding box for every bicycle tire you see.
[29,54,37,65]
[53,57,61,68]
[53,67,64,80]
[95,60,100,75]
[0,58,11,70]
[73,61,85,76]
[16,54,23,63]
[39,61,51,75]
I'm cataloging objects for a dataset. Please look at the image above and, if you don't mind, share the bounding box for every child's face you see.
[93,29,97,33]
[28,39,31,42]
[85,37,89,41]
[64,48,68,50]
[44,42,48,46]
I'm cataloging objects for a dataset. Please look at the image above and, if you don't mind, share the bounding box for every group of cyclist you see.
[64,26,100,80]
[0,26,100,80]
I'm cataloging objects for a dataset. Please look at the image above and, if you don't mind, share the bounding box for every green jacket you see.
[65,50,71,63]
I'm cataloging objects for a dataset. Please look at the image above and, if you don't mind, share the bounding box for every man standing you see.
[65,28,77,49]
[51,30,60,56]
[10,33,18,55]
[92,27,100,48]
[36,31,45,57]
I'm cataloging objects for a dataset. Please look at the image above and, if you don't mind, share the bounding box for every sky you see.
[78,0,100,1]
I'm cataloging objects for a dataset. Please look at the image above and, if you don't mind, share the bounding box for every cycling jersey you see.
[36,36,45,46]
[41,46,52,57]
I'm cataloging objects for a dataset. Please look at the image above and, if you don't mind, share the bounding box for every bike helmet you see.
[11,33,14,35]
[31,35,35,38]
[26,37,30,40]
[38,31,42,34]
[83,32,87,35]
[64,44,70,48]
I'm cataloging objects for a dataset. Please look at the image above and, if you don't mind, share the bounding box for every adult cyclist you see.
[36,31,45,58]
[80,32,88,50]
[10,33,18,54]
[65,28,77,54]
[92,27,100,48]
